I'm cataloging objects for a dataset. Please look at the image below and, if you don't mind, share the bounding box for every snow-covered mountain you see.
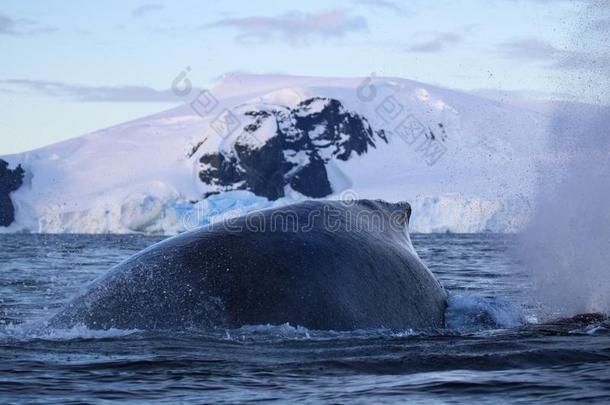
[0,74,553,234]
[197,96,389,200]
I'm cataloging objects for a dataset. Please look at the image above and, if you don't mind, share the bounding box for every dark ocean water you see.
[0,234,608,403]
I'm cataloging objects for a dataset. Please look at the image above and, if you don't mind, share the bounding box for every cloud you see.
[496,37,610,76]
[555,53,610,75]
[406,32,462,53]
[496,38,560,60]
[588,0,610,9]
[352,0,407,14]
[0,79,188,102]
[0,12,56,36]
[589,18,609,32]
[203,9,367,46]
[513,0,610,6]
[132,4,164,18]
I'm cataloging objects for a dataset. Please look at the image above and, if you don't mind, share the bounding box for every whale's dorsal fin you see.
[399,201,412,226]
[392,201,411,226]
[354,199,412,226]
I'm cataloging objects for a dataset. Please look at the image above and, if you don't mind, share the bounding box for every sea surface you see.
[0,234,608,403]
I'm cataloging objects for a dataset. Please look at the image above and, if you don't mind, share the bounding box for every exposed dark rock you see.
[186,139,206,158]
[0,159,25,227]
[288,154,332,198]
[197,97,387,200]
[437,123,448,141]
[293,98,381,161]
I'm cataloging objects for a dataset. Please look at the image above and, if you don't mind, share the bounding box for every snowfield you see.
[0,74,552,234]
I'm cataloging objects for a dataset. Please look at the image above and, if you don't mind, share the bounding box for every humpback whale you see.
[50,200,448,331]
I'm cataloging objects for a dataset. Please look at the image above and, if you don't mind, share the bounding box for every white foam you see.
[444,294,525,331]
[0,321,139,342]
[237,323,312,338]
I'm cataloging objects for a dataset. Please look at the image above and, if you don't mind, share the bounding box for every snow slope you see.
[0,74,552,234]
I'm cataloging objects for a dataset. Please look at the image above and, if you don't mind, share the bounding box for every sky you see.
[1,0,608,154]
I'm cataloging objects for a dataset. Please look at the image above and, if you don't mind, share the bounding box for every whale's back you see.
[50,200,447,330]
